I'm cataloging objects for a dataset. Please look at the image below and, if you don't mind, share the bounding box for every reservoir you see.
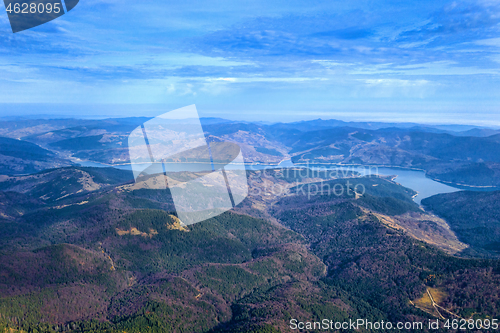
[78,160,461,204]
[375,167,460,204]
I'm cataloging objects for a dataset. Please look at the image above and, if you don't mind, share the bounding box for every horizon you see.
[2,110,499,130]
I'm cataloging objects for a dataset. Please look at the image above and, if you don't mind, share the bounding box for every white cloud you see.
[475,37,500,47]
[353,78,434,99]
[351,60,500,76]
[361,79,429,86]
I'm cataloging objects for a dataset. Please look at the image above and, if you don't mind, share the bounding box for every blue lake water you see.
[376,167,459,204]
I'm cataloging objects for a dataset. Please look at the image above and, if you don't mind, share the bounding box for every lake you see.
[376,167,459,204]
[78,160,461,204]
[305,165,459,204]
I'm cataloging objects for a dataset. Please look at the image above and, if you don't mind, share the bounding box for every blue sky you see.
[1,0,500,124]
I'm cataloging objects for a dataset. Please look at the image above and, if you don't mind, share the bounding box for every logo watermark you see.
[3,0,79,33]
[128,105,248,226]
[290,318,500,331]
[247,162,380,200]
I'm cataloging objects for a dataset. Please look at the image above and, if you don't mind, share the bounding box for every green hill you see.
[0,167,499,332]
[0,137,71,175]
[423,190,500,258]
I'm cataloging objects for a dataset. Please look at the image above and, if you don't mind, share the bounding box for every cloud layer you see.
[0,0,499,124]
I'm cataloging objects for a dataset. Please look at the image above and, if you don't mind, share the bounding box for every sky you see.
[0,0,500,125]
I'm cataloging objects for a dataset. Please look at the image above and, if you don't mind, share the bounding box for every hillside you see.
[422,191,500,258]
[0,119,500,332]
[0,166,499,332]
[270,183,500,324]
[286,127,500,188]
[0,137,71,175]
[0,167,132,202]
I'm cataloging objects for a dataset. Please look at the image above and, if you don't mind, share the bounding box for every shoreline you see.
[73,158,499,191]
[294,162,499,190]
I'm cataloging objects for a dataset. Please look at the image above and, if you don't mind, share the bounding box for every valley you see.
[1,117,499,190]
[0,117,500,332]
[0,164,497,332]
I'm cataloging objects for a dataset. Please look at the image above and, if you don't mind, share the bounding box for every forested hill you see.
[0,137,71,175]
[0,166,499,332]
[423,190,500,258]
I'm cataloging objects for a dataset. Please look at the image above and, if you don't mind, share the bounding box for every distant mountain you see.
[0,119,93,139]
[199,117,236,125]
[0,137,71,175]
[454,128,500,137]
[280,118,422,131]
[272,118,496,134]
[285,127,500,187]
[21,118,153,165]
[0,166,132,202]
[2,116,500,185]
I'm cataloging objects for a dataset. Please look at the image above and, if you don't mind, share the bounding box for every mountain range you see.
[1,116,500,188]
[1,117,500,332]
